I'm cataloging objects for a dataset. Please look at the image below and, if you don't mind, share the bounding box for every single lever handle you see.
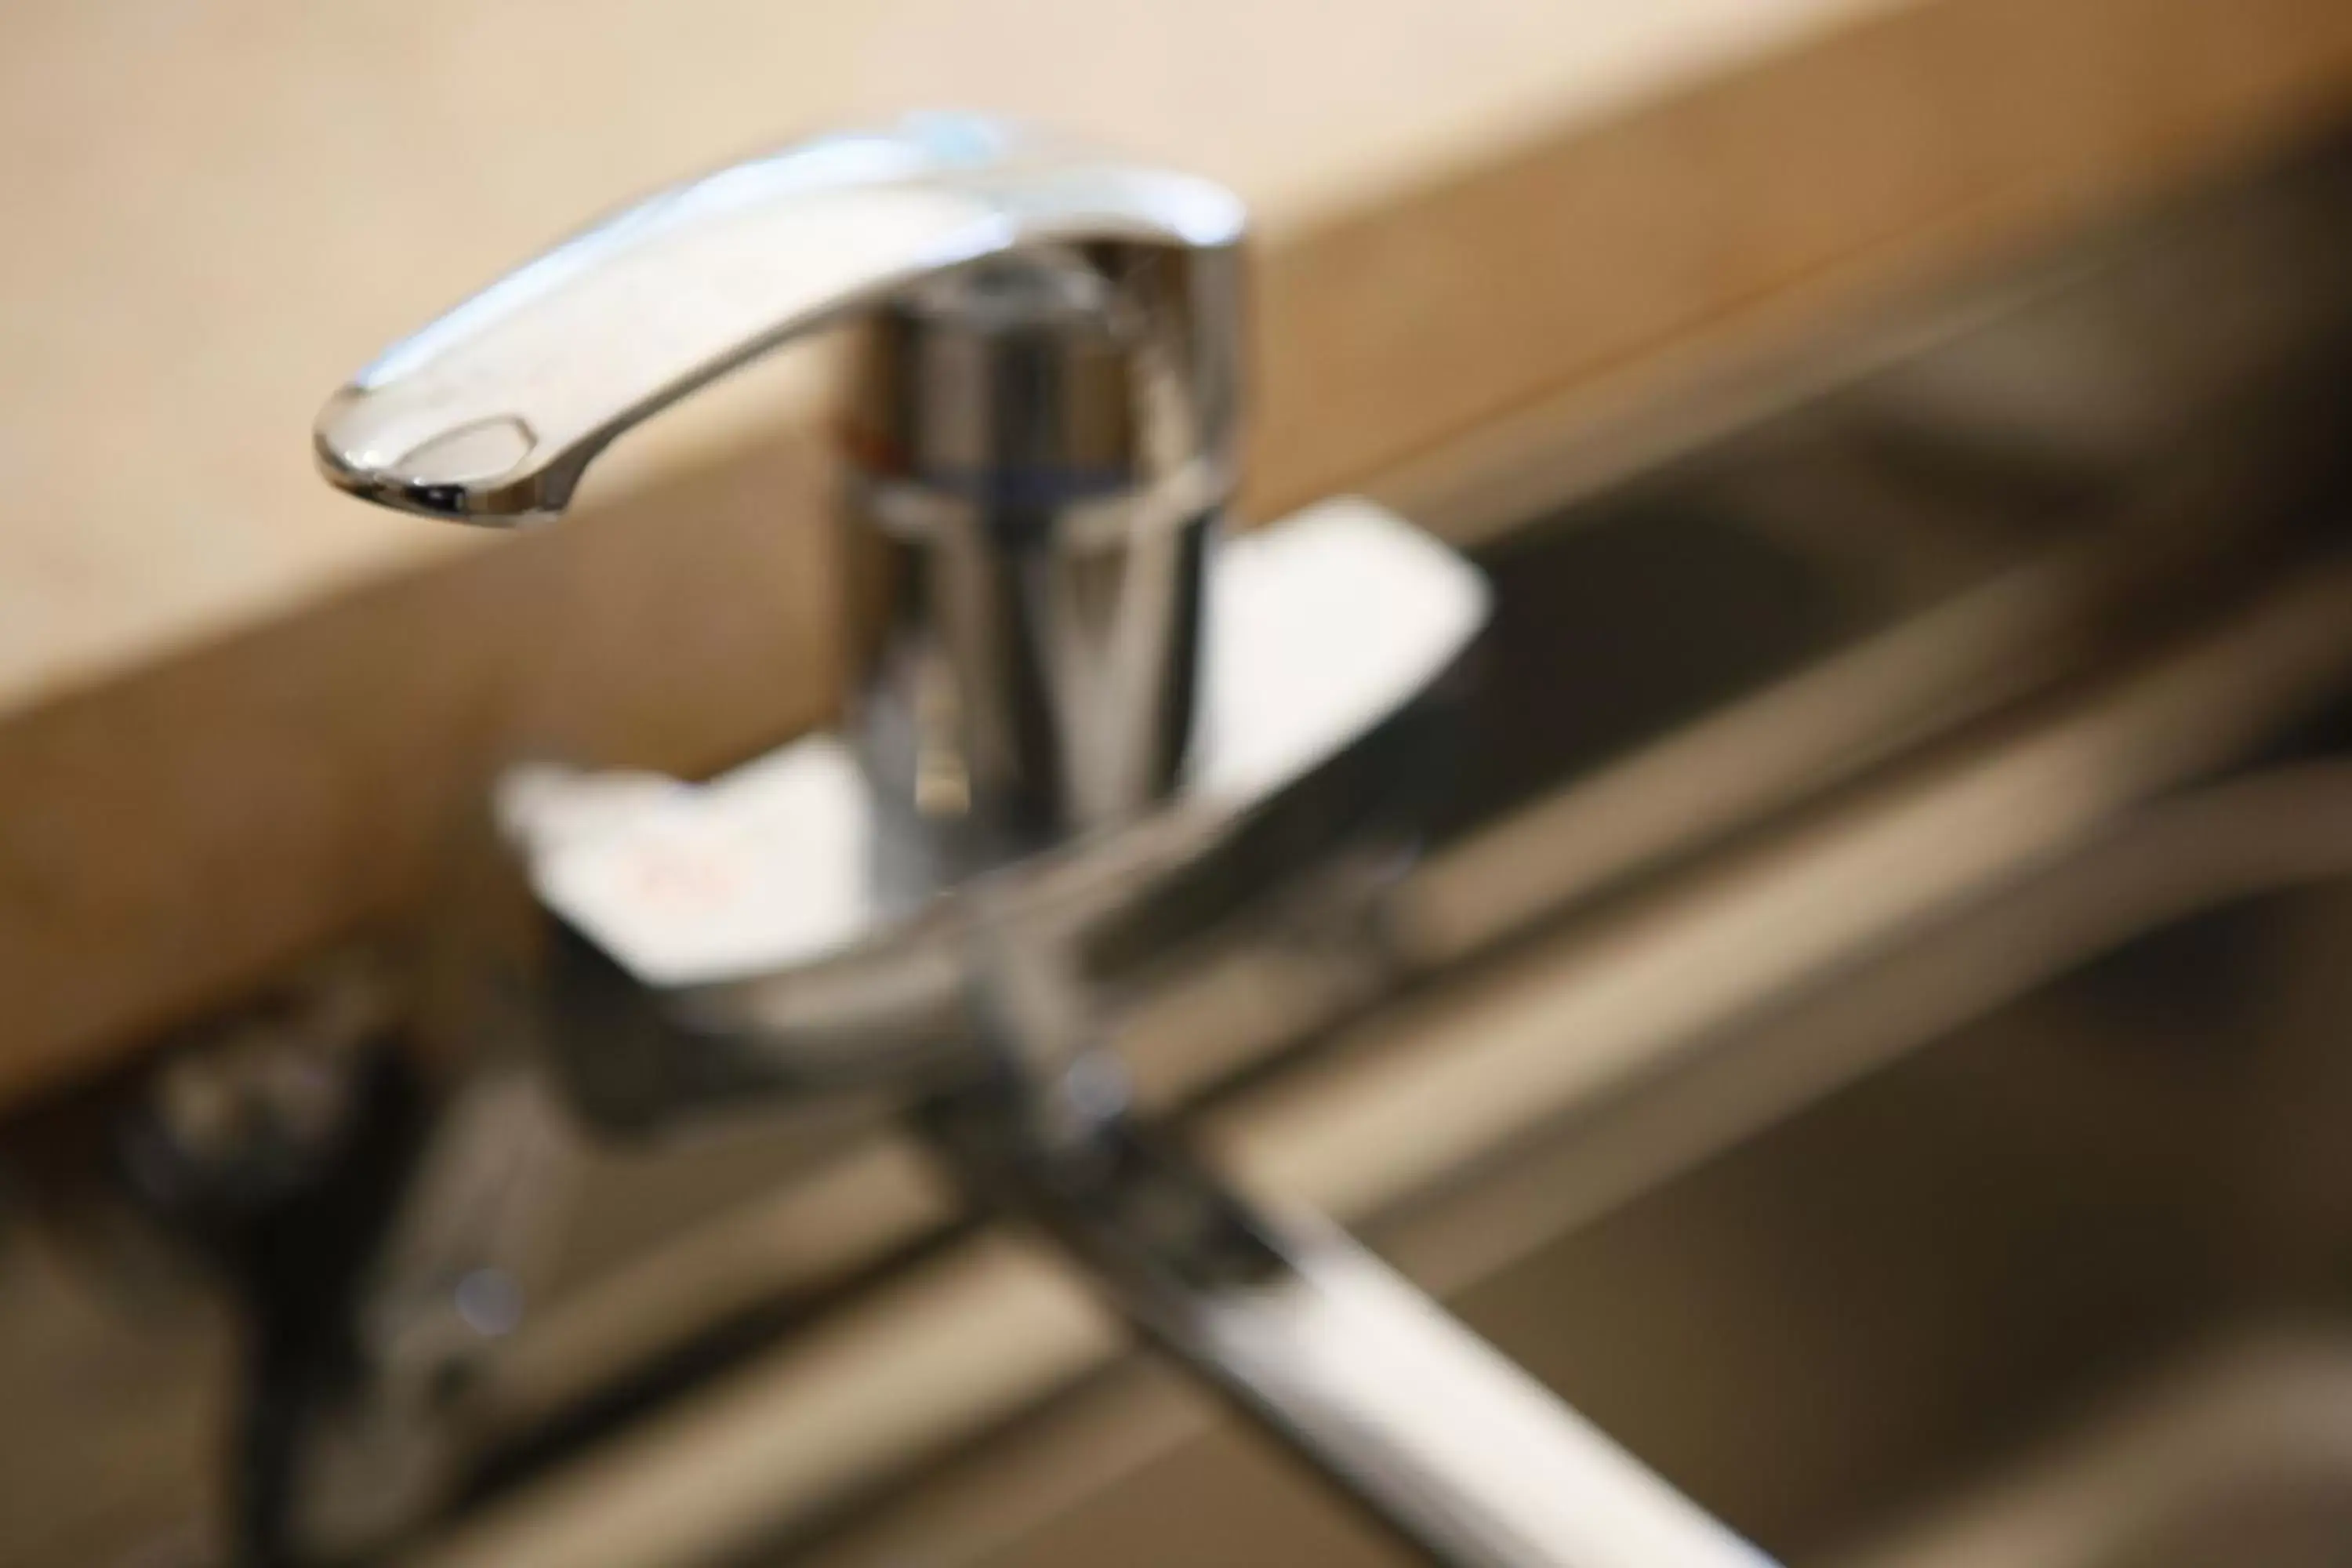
[314,113,1247,522]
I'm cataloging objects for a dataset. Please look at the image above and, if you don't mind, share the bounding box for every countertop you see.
[0,0,1902,713]
[3,0,2347,1102]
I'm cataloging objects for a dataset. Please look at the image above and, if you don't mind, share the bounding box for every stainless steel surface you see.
[317,111,1243,841]
[304,114,1759,1568]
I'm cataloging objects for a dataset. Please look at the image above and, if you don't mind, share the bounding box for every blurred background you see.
[5,2,2352,1565]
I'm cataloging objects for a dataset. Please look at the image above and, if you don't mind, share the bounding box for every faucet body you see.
[305,114,1773,1568]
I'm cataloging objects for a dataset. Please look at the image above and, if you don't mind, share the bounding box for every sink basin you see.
[1839,1330,2352,1568]
[1429,763,2352,1566]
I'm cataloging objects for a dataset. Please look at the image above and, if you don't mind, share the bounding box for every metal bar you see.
[928,1093,1776,1568]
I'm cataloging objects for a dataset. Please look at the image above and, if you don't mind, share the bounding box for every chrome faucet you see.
[312,113,1772,1568]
